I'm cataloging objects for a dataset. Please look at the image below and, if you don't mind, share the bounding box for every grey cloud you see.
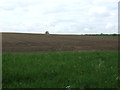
[0,1,38,11]
[44,5,68,14]
[0,0,118,34]
[0,6,15,11]
[52,19,77,25]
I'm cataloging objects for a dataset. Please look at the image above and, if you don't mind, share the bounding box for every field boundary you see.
[0,32,2,90]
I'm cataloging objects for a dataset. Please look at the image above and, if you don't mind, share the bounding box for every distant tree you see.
[113,33,117,36]
[101,33,103,35]
[45,31,49,35]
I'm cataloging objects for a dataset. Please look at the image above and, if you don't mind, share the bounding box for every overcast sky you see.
[0,0,119,34]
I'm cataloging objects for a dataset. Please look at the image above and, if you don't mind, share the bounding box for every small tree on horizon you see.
[45,31,49,35]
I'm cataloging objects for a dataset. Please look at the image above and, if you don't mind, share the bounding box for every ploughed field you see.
[2,33,118,52]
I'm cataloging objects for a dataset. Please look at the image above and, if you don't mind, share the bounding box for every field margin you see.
[0,32,2,90]
[118,1,120,88]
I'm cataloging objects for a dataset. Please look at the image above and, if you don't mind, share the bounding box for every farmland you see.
[2,32,118,53]
[2,32,119,88]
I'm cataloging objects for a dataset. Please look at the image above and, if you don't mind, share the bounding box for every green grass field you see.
[3,52,118,88]
[97,35,120,36]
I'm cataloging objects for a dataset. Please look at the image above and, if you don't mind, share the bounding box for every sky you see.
[0,0,119,34]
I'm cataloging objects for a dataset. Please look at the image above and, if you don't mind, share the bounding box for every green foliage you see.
[3,52,118,88]
[84,34,120,36]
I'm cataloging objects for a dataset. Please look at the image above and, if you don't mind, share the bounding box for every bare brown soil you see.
[2,32,118,53]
